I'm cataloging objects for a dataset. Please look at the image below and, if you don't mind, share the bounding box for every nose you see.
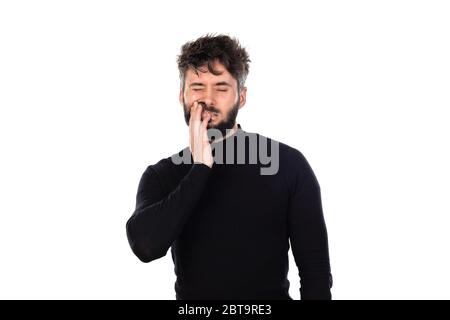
[200,87,216,109]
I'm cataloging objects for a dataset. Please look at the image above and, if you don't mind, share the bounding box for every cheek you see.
[223,90,238,102]
[187,92,201,104]
[222,95,237,109]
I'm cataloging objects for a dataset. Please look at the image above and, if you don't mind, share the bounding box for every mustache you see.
[197,102,219,114]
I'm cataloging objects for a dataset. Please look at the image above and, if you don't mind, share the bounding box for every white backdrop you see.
[1,0,449,300]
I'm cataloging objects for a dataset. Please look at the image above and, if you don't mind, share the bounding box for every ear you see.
[238,86,247,109]
[179,87,184,106]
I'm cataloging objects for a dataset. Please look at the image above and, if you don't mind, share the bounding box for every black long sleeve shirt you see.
[126,124,332,300]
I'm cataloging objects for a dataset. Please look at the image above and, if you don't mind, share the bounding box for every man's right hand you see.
[189,101,213,168]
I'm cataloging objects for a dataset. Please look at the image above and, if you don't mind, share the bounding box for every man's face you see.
[180,60,246,137]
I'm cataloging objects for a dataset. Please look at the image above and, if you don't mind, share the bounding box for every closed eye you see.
[192,88,228,92]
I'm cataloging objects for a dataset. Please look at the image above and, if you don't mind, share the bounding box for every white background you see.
[1,0,449,300]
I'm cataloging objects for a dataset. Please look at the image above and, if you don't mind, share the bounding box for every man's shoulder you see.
[251,129,308,164]
[144,147,191,176]
[138,147,191,194]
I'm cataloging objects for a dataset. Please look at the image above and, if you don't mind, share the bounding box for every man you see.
[126,34,333,300]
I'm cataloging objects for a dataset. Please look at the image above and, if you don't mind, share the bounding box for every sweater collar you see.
[210,123,244,144]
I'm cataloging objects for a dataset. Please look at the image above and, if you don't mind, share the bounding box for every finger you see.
[189,101,199,150]
[189,101,201,145]
[201,114,211,142]
[201,113,210,130]
[193,100,202,122]
[189,101,199,126]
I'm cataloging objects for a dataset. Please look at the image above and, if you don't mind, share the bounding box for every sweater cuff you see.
[189,162,212,178]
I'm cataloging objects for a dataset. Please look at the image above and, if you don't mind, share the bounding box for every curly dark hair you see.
[177,33,251,92]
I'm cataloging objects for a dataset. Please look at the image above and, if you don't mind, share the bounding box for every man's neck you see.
[211,123,238,144]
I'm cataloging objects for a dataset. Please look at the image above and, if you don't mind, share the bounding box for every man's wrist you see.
[193,161,213,168]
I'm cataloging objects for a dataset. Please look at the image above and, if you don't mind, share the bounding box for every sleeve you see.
[126,163,212,263]
[287,151,333,300]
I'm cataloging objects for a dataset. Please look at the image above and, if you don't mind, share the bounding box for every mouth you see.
[202,111,218,118]
[199,102,219,117]
[199,104,219,121]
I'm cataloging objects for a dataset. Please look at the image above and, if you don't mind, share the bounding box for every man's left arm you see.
[287,151,333,300]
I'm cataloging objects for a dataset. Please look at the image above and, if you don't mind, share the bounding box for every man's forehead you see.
[185,63,233,82]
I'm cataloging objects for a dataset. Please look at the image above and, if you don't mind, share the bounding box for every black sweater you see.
[126,124,332,300]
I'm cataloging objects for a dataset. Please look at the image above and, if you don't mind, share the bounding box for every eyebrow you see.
[189,81,232,87]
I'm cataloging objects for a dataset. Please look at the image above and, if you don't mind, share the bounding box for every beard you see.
[183,99,240,139]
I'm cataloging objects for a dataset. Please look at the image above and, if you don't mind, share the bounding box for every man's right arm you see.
[126,162,211,263]
[127,100,213,263]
